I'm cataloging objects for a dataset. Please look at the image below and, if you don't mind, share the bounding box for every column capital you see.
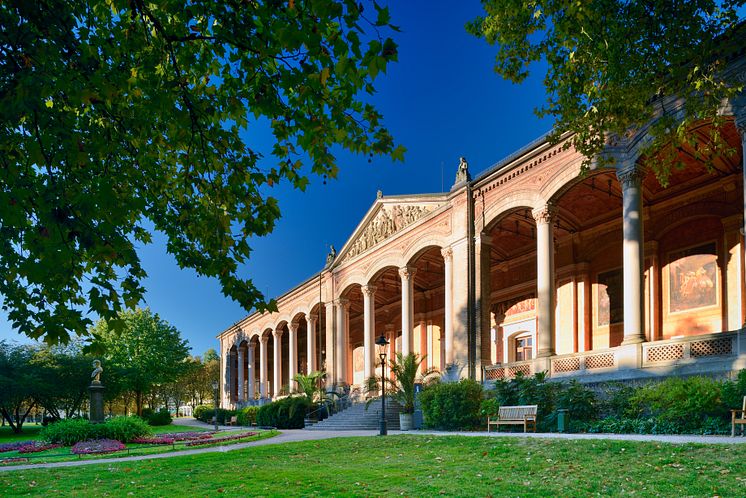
[440,246,453,261]
[531,204,557,225]
[334,297,350,309]
[260,335,269,345]
[305,312,318,323]
[361,284,377,297]
[398,266,417,280]
[288,322,299,333]
[616,166,646,189]
[272,328,284,339]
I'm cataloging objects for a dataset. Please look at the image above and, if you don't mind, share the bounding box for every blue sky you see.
[0,1,553,356]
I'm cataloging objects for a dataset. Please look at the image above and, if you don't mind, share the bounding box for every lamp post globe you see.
[375,334,390,436]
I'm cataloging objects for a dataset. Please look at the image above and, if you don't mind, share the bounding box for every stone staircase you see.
[305,398,402,431]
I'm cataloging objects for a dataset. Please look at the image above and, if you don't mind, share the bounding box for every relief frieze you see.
[344,204,436,261]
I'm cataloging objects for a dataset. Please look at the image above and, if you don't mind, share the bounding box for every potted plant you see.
[369,352,437,431]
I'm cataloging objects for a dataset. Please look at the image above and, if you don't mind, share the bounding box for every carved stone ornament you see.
[398,266,416,280]
[616,167,646,189]
[361,284,377,296]
[440,246,453,260]
[343,204,436,261]
[272,328,283,338]
[531,204,557,225]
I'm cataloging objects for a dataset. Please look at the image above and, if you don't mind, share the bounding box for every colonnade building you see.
[218,80,746,408]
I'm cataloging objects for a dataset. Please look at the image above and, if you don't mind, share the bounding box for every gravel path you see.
[1,418,743,473]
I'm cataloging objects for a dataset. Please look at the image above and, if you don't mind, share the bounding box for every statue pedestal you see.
[89,383,105,424]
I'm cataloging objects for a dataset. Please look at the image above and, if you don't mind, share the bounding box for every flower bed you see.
[1,457,29,464]
[185,432,258,447]
[71,439,126,455]
[131,432,214,445]
[0,441,36,453]
[18,442,62,454]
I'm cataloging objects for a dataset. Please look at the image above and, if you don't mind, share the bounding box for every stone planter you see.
[399,412,414,431]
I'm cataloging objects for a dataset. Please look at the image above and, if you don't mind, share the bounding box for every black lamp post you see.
[375,334,390,436]
[212,381,219,431]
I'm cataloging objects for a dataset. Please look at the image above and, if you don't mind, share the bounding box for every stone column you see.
[259,335,269,399]
[306,313,317,374]
[272,329,283,397]
[335,298,349,385]
[325,302,335,384]
[236,346,245,403]
[288,322,298,392]
[533,204,557,358]
[441,247,454,365]
[247,344,255,401]
[617,166,646,344]
[385,323,396,379]
[399,266,416,356]
[418,318,428,372]
[362,285,377,381]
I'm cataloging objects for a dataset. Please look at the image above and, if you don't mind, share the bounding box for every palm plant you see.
[293,370,327,404]
[367,352,438,414]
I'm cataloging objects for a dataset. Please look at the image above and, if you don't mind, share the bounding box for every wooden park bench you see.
[732,396,746,437]
[226,416,238,426]
[487,405,538,433]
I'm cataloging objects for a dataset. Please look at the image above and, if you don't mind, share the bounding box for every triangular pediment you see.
[335,194,447,264]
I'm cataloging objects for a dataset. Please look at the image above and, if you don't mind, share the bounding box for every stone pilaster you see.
[399,266,416,356]
[361,285,377,380]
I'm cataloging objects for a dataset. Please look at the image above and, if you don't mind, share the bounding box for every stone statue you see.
[326,245,336,265]
[454,156,470,184]
[376,189,383,199]
[91,359,103,384]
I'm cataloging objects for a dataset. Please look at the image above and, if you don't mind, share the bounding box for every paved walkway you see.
[1,418,744,473]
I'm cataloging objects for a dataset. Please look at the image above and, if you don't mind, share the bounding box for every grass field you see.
[1,435,743,496]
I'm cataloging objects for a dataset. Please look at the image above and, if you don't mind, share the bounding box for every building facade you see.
[218,67,746,408]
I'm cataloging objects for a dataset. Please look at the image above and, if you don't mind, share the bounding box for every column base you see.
[616,343,642,369]
[620,335,645,346]
[532,356,551,376]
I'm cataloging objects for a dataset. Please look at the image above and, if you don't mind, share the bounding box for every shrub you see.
[194,405,236,424]
[146,408,173,426]
[479,397,500,419]
[237,406,260,426]
[256,396,311,428]
[102,416,151,442]
[721,369,746,409]
[629,376,726,432]
[40,418,102,446]
[556,380,598,423]
[420,379,483,430]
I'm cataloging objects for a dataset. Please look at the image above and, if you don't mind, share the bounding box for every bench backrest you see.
[498,405,538,419]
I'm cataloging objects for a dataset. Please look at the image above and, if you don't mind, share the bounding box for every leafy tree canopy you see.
[468,0,745,181]
[93,307,190,415]
[0,0,403,344]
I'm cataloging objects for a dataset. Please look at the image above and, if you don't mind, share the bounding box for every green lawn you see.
[1,435,744,496]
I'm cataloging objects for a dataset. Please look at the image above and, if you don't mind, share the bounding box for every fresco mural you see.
[669,242,718,313]
[598,268,623,327]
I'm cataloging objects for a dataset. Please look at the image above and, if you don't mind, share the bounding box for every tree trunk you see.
[135,391,143,417]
